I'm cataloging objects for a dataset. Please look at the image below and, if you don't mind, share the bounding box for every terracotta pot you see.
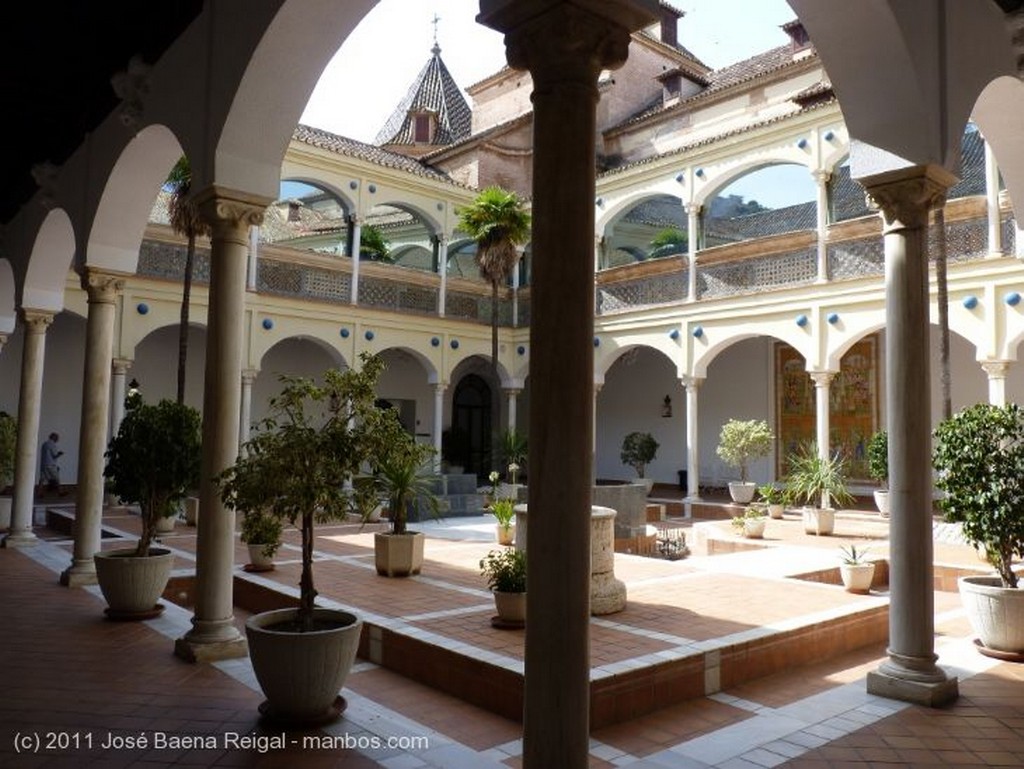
[246,607,362,724]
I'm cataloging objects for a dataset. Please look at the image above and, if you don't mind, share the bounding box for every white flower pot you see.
[873,489,890,517]
[767,503,785,519]
[959,575,1024,654]
[802,506,835,536]
[246,607,362,724]
[728,482,756,504]
[496,523,515,546]
[743,517,766,538]
[493,591,526,624]
[94,548,174,618]
[840,562,875,594]
[247,543,275,570]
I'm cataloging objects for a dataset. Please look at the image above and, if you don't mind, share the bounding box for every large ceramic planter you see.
[374,531,424,577]
[246,607,362,724]
[493,591,526,625]
[873,490,890,517]
[959,575,1024,655]
[802,506,835,536]
[94,548,174,619]
[840,562,875,594]
[728,482,756,504]
[155,514,176,534]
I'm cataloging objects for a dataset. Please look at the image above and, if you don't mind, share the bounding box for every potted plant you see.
[485,470,516,545]
[620,431,659,494]
[480,546,526,626]
[867,430,889,516]
[757,483,786,519]
[499,427,527,486]
[0,411,16,529]
[785,443,854,536]
[218,353,403,724]
[716,419,774,503]
[838,544,875,593]
[239,509,283,571]
[933,403,1024,654]
[99,397,201,618]
[731,505,768,539]
[369,432,440,578]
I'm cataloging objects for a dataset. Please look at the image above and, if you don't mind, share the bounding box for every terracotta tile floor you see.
[3,498,1023,768]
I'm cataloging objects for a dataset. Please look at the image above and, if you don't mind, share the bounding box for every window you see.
[414,114,432,143]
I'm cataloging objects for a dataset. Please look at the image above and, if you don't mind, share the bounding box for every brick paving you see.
[1,497,1022,768]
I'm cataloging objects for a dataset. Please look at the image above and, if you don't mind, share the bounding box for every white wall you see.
[377,349,434,442]
[596,348,686,485]
[132,325,207,412]
[700,337,775,487]
[250,338,340,428]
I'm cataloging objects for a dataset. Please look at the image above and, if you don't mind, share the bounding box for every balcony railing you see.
[137,199,1013,325]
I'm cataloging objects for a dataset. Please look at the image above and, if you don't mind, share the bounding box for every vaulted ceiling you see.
[1,2,202,224]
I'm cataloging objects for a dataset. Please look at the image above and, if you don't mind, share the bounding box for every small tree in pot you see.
[933,403,1024,654]
[866,430,889,516]
[620,431,659,493]
[99,397,201,617]
[0,411,16,528]
[219,353,406,723]
[716,419,773,503]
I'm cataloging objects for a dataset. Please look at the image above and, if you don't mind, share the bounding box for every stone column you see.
[506,387,520,434]
[809,370,836,507]
[478,5,652,766]
[592,381,603,486]
[686,203,700,302]
[437,234,448,318]
[239,368,258,447]
[683,375,702,500]
[175,187,268,663]
[349,214,362,305]
[2,310,53,546]
[432,382,446,473]
[109,358,132,438]
[61,272,124,585]
[984,140,1002,257]
[982,360,1010,407]
[812,169,831,282]
[511,246,522,327]
[861,164,959,707]
[247,224,259,291]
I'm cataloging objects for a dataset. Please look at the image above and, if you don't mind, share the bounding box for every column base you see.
[2,530,39,548]
[59,562,98,587]
[866,667,959,707]
[175,620,248,663]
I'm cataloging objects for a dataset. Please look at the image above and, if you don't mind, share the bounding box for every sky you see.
[300,0,798,145]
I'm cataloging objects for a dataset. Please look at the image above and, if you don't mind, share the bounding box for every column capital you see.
[808,370,837,387]
[349,213,363,226]
[684,202,702,216]
[19,308,55,332]
[860,165,958,232]
[811,168,832,185]
[193,185,271,235]
[981,359,1011,379]
[432,381,449,393]
[481,1,639,88]
[111,357,133,375]
[241,368,259,385]
[681,374,704,389]
[81,269,126,304]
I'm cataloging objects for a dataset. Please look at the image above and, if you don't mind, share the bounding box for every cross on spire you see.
[431,13,441,55]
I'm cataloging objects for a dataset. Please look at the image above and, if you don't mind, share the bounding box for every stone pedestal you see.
[514,504,626,615]
[589,506,626,615]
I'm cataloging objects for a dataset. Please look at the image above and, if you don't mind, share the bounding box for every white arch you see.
[973,76,1024,222]
[88,124,183,274]
[23,208,76,312]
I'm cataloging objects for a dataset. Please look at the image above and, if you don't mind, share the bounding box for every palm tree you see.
[457,186,531,386]
[166,156,210,405]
